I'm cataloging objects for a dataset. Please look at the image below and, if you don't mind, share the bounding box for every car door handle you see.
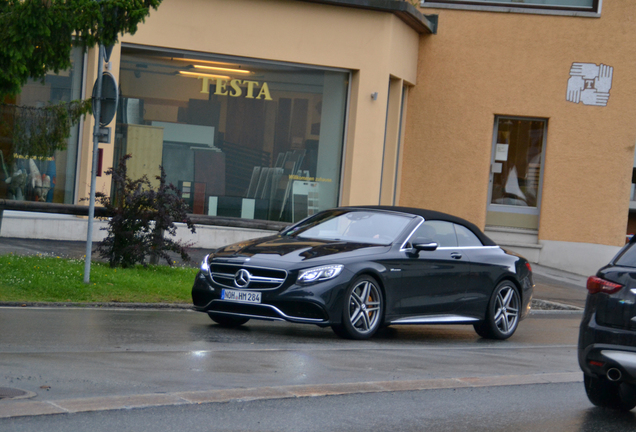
[450,252,462,260]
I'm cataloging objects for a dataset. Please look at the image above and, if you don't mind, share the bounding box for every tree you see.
[0,0,163,98]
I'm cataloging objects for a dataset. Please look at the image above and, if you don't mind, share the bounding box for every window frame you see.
[487,115,548,217]
[420,0,601,16]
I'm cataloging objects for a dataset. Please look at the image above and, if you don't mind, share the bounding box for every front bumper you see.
[191,270,347,325]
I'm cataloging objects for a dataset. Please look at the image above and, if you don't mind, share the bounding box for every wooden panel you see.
[193,182,206,214]
[123,124,164,188]
[194,148,226,198]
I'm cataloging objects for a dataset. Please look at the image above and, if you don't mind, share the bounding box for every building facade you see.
[1,0,634,275]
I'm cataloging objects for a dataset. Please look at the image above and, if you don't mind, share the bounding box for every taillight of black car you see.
[586,276,623,295]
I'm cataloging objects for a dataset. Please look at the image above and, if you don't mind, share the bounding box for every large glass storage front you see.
[0,47,84,204]
[116,46,348,223]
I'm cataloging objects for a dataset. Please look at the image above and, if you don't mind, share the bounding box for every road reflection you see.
[576,407,636,431]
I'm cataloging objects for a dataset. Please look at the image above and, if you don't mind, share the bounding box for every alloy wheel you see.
[347,279,381,335]
[493,284,519,335]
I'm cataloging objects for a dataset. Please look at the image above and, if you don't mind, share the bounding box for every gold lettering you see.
[244,80,259,99]
[214,78,228,96]
[229,79,243,97]
[256,82,272,101]
[198,77,211,94]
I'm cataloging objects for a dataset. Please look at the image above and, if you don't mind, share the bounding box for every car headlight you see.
[200,254,210,274]
[297,265,344,284]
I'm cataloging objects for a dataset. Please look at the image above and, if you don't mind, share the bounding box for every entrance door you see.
[487,117,547,230]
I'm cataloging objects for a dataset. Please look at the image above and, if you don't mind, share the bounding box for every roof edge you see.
[296,0,438,34]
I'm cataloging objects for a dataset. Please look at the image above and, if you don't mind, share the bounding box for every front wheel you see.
[584,374,636,411]
[331,276,383,340]
[208,313,249,328]
[474,281,520,340]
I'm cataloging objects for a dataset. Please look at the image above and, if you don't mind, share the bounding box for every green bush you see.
[95,154,195,268]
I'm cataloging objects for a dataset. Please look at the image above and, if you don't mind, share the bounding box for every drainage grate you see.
[0,387,30,400]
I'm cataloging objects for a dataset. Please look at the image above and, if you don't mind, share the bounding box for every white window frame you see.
[420,0,602,17]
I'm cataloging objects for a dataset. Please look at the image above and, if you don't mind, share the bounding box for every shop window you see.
[116,46,348,223]
[489,117,546,209]
[421,0,599,13]
[0,47,84,204]
[626,151,636,240]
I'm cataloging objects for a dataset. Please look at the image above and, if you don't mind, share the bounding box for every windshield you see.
[283,210,413,245]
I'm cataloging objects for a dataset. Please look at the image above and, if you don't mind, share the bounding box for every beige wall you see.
[79,0,421,207]
[403,1,636,247]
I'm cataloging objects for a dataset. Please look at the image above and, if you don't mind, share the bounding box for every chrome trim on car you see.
[399,217,502,252]
[436,246,500,250]
[400,217,425,251]
[600,350,636,370]
[210,300,326,323]
[389,315,479,325]
[209,263,287,290]
[209,310,285,322]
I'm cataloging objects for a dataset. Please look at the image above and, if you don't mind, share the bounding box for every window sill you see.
[420,2,601,18]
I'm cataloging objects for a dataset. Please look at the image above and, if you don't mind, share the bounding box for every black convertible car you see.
[192,206,534,340]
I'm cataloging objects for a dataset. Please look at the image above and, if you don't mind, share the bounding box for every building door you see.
[486,117,547,230]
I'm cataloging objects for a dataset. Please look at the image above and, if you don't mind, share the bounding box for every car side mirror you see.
[412,237,439,252]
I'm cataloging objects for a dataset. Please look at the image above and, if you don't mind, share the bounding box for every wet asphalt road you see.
[4,382,636,432]
[2,307,628,430]
[0,308,582,401]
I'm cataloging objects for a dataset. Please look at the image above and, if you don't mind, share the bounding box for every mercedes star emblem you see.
[234,269,251,288]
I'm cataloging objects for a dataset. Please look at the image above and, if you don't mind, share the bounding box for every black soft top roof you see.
[343,205,497,247]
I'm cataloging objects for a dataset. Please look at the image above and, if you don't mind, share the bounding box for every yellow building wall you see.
[403,1,636,247]
[78,0,421,207]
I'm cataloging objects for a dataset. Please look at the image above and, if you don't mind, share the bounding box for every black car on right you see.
[578,236,636,411]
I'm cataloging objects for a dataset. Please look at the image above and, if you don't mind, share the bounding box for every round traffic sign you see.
[92,71,118,126]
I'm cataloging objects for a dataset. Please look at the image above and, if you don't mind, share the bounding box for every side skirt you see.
[389,315,479,325]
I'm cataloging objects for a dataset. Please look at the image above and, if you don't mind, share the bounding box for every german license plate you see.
[221,289,261,303]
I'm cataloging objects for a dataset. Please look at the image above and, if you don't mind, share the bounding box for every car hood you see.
[211,235,390,264]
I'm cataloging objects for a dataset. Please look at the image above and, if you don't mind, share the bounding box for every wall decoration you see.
[566,63,613,107]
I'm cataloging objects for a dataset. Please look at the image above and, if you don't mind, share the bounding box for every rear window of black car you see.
[614,242,636,267]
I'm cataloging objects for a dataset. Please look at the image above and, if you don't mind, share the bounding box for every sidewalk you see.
[0,237,589,309]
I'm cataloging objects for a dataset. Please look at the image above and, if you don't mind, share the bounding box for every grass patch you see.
[0,253,197,303]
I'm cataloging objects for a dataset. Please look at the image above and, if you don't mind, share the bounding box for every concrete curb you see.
[0,372,583,419]
[531,299,583,311]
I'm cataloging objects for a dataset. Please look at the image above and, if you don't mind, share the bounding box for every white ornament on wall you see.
[566,63,613,107]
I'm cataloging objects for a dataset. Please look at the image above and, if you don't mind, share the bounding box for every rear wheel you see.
[331,276,383,340]
[584,374,636,411]
[474,280,520,340]
[207,313,249,328]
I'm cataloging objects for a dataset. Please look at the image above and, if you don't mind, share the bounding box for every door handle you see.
[450,252,462,259]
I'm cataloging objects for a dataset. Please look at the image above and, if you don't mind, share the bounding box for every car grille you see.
[210,263,287,290]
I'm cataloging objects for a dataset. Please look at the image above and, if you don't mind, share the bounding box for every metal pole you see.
[84,45,104,284]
